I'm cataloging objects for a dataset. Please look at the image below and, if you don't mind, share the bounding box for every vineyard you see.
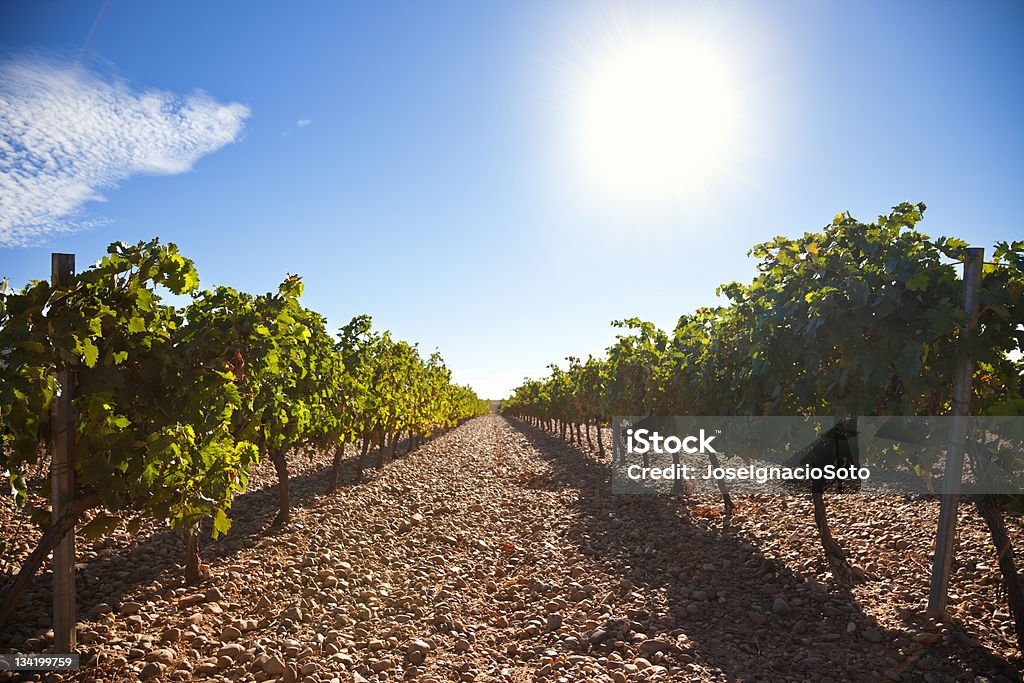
[0,240,487,653]
[501,204,1024,676]
[1,204,1024,682]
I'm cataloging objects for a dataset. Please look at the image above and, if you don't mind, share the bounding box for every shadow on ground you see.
[0,429,454,648]
[506,417,1018,683]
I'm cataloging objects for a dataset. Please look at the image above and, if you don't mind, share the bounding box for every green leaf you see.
[212,508,231,538]
[80,338,99,368]
[987,399,1024,417]
[18,341,47,354]
[26,505,52,531]
[906,270,929,292]
[81,514,119,541]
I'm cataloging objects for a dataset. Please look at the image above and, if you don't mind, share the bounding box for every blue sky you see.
[1,1,1022,398]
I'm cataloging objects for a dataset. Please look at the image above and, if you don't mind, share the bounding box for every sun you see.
[574,33,742,207]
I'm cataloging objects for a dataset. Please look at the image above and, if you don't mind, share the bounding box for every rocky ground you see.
[1,415,1022,682]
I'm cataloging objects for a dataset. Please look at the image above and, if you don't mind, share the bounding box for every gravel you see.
[0,415,1022,682]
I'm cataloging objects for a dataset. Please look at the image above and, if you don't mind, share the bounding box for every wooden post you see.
[51,253,77,652]
[927,247,983,618]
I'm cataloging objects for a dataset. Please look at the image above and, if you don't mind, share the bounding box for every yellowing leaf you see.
[212,509,231,538]
[80,338,99,368]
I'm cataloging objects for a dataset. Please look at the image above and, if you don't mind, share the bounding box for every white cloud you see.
[296,118,311,127]
[0,57,250,246]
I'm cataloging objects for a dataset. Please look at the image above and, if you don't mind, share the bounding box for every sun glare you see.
[574,33,742,207]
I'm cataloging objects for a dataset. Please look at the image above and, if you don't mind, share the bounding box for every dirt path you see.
[1,416,1020,682]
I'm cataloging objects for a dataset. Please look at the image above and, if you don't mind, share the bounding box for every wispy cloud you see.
[0,57,250,246]
[282,118,312,136]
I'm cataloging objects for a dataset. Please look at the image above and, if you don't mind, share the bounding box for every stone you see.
[408,639,431,653]
[861,628,884,643]
[638,639,671,658]
[88,603,112,617]
[263,655,286,675]
[179,594,204,608]
[119,601,143,615]
[221,625,242,641]
[145,649,176,664]
[217,643,245,659]
[370,658,392,672]
[140,662,165,679]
